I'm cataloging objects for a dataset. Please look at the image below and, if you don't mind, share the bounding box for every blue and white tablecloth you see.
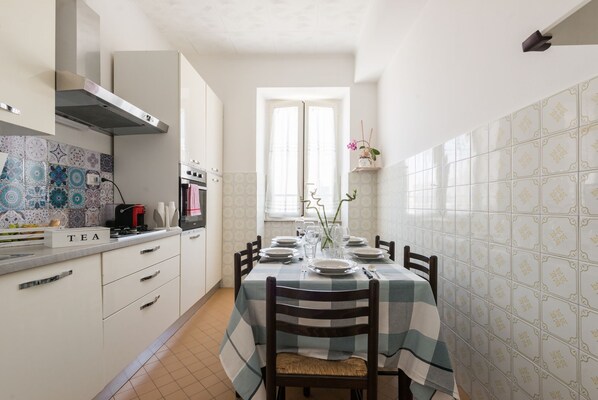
[219,262,460,400]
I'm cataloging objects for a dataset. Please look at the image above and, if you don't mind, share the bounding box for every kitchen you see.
[1,0,598,399]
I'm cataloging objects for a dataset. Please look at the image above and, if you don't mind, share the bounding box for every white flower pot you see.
[358,157,373,168]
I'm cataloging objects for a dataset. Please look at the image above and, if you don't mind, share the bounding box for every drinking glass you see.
[329,223,344,258]
[304,225,320,246]
[303,243,316,264]
[294,217,305,237]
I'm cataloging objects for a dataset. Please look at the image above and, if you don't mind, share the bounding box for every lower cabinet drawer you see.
[103,277,180,380]
[103,256,180,318]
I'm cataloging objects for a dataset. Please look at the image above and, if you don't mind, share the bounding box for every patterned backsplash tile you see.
[377,74,598,399]
[0,137,113,228]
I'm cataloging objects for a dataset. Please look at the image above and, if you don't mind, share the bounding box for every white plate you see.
[260,247,298,258]
[311,258,354,272]
[273,236,300,245]
[308,265,359,276]
[351,248,385,257]
[346,236,366,246]
[353,253,386,260]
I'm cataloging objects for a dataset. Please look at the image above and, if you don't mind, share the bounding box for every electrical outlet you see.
[86,173,100,186]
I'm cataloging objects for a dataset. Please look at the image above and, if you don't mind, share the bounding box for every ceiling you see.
[133,0,374,56]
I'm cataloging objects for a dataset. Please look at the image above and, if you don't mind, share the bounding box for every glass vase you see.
[358,156,373,168]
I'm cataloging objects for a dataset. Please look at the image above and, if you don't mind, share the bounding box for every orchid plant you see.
[347,120,381,161]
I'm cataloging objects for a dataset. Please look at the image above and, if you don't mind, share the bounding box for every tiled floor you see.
[110,288,469,400]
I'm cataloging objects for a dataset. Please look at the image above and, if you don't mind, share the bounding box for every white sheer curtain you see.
[265,100,338,218]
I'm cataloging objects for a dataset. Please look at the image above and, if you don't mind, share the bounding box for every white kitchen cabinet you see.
[0,255,103,400]
[0,0,55,136]
[206,173,223,290]
[206,85,223,175]
[180,56,207,167]
[180,228,206,313]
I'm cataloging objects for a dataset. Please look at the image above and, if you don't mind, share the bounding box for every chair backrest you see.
[403,245,438,303]
[266,277,379,400]
[375,235,395,261]
[234,235,262,300]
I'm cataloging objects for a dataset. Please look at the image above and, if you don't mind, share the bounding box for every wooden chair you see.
[233,235,262,300]
[266,277,379,400]
[403,245,438,303]
[374,235,395,261]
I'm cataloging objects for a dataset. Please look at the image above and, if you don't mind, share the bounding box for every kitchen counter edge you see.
[0,228,182,277]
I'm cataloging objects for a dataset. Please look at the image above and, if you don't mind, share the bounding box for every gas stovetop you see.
[110,226,164,240]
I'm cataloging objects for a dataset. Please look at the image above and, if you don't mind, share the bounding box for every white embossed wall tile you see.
[443,209,456,234]
[513,140,541,179]
[443,302,457,331]
[445,186,456,210]
[512,283,541,327]
[541,333,579,390]
[512,317,541,364]
[489,213,511,245]
[579,123,598,171]
[472,350,490,385]
[580,218,598,263]
[542,86,579,136]
[455,211,470,237]
[580,75,598,126]
[541,371,578,400]
[471,212,489,241]
[455,237,470,264]
[456,132,471,161]
[540,216,578,258]
[512,179,541,214]
[471,239,489,270]
[541,174,578,215]
[580,171,598,215]
[489,181,511,213]
[471,294,490,327]
[471,266,489,299]
[580,352,598,400]
[512,351,541,399]
[456,286,471,316]
[471,153,489,184]
[541,295,578,345]
[488,148,512,182]
[444,234,456,259]
[442,256,456,281]
[512,385,534,400]
[471,379,491,400]
[471,183,489,212]
[455,360,472,395]
[471,124,489,156]
[443,138,456,165]
[489,367,513,400]
[512,249,541,289]
[511,214,540,251]
[489,244,512,277]
[541,255,578,303]
[489,332,514,374]
[455,158,470,186]
[580,262,598,311]
[456,310,471,341]
[489,115,512,151]
[580,307,598,358]
[444,279,457,307]
[512,102,541,145]
[541,129,579,175]
[471,322,490,356]
[489,275,511,311]
[456,337,472,369]
[443,162,456,187]
[489,305,512,343]
[456,261,471,288]
[456,185,470,211]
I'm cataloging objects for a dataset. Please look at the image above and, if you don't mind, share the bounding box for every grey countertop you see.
[0,228,182,277]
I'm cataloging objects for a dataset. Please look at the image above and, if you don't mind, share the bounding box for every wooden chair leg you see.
[398,369,413,400]
[302,387,310,397]
[277,386,286,400]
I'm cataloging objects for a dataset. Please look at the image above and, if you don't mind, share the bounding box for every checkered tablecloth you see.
[219,262,460,400]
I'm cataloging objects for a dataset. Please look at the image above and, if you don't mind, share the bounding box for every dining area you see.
[219,229,459,400]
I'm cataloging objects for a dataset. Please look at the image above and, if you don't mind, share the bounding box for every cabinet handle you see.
[140,245,160,254]
[18,270,73,290]
[191,159,200,165]
[212,178,220,182]
[140,270,161,282]
[0,102,21,115]
[211,167,219,172]
[189,234,201,239]
[140,295,160,310]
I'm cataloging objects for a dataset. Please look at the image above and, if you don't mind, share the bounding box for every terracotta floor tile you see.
[113,388,140,400]
[182,381,205,397]
[170,367,191,380]
[177,374,198,389]
[187,390,212,400]
[131,376,158,396]
[116,382,134,394]
[158,381,182,397]
[137,388,163,400]
[163,389,190,400]
[151,372,175,388]
[192,368,213,381]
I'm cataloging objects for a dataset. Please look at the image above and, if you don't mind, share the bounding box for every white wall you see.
[377,0,598,165]
[186,54,378,172]
[53,0,174,154]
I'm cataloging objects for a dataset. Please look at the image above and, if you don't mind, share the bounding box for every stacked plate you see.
[260,247,300,260]
[349,247,386,260]
[272,236,301,247]
[308,259,358,276]
[346,236,367,246]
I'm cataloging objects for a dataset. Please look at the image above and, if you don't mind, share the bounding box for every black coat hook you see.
[522,30,553,52]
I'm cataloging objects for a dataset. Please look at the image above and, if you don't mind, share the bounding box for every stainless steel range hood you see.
[55,0,168,135]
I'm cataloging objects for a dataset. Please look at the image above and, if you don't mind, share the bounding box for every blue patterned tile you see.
[85,208,100,226]
[25,137,47,161]
[0,156,24,183]
[25,160,46,185]
[85,150,100,170]
[48,141,70,164]
[100,153,113,173]
[0,210,25,228]
[85,188,100,208]
[0,136,25,157]
[25,186,47,209]
[101,172,114,204]
[69,189,86,209]
[48,187,68,209]
[68,167,86,188]
[23,209,49,226]
[68,146,86,167]
[48,164,68,187]
[68,209,85,228]
[0,183,26,211]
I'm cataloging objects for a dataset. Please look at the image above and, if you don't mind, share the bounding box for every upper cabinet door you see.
[0,0,55,136]
[206,86,223,175]
[180,56,206,167]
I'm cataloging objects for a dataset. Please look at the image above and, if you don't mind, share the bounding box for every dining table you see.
[219,242,460,400]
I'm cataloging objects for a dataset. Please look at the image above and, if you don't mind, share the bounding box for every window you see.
[265,100,339,219]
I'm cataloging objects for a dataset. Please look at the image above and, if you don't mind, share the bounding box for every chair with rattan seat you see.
[266,276,379,400]
[234,235,262,300]
[374,235,395,261]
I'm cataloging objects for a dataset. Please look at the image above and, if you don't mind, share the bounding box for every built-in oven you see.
[179,163,207,231]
